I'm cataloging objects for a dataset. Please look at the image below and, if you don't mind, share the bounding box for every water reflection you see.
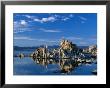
[31,57,95,74]
[14,55,97,75]
[15,51,97,74]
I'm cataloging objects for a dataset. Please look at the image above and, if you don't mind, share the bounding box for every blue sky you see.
[13,13,97,47]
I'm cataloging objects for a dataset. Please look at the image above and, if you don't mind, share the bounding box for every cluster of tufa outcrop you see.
[83,45,97,56]
[31,39,77,59]
[17,39,97,74]
[89,45,97,56]
[30,45,49,59]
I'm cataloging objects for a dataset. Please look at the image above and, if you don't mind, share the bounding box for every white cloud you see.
[69,14,74,18]
[14,20,27,27]
[14,29,26,34]
[43,17,56,22]
[14,20,61,33]
[79,16,87,21]
[14,36,36,40]
[78,16,87,24]
[34,18,41,22]
[61,17,69,21]
[20,20,27,25]
[38,28,61,33]
[60,14,74,21]
[14,36,59,44]
[14,28,32,34]
[14,21,19,27]
[14,21,17,24]
[22,14,75,23]
[33,14,74,23]
[43,30,61,33]
[54,14,60,18]
[23,14,57,23]
[14,20,31,33]
[34,16,56,23]
[24,15,34,19]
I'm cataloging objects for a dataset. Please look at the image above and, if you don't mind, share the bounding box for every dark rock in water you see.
[18,53,24,58]
[86,59,92,64]
[92,69,97,75]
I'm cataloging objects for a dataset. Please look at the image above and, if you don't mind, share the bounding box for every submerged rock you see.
[92,69,97,75]
[18,53,24,58]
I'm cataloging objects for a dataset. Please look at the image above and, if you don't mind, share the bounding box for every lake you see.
[13,49,97,75]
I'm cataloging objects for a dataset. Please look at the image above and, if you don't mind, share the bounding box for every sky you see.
[13,13,97,47]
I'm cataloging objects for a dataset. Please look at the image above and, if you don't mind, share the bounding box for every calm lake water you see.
[13,50,97,75]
